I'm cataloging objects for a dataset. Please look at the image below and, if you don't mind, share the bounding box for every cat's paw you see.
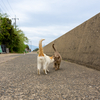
[47,69,49,72]
[43,69,47,74]
[37,69,40,75]
[45,72,47,75]
[55,68,58,71]
[45,71,47,74]
[53,66,55,68]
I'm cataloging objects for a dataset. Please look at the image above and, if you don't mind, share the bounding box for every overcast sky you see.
[0,0,100,48]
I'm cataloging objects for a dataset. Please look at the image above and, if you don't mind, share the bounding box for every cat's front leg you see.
[58,63,60,70]
[53,62,56,68]
[54,63,58,70]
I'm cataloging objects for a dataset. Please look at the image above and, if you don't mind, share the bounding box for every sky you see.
[0,0,100,50]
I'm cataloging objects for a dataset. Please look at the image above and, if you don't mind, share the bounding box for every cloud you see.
[2,0,100,48]
[20,23,79,46]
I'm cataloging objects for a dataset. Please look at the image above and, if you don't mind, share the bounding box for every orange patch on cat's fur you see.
[49,56,53,59]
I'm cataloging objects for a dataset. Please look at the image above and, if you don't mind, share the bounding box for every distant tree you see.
[33,48,39,51]
[13,28,29,53]
[0,15,16,52]
[25,44,29,50]
[0,13,29,53]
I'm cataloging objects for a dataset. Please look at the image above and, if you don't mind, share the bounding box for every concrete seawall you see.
[43,13,100,70]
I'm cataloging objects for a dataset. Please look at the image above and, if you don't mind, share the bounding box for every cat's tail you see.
[39,39,45,56]
[52,44,56,51]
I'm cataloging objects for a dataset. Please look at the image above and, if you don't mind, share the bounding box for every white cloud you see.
[20,23,79,46]
[11,0,50,13]
[1,0,100,47]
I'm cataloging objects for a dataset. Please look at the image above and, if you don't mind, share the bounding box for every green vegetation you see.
[0,13,29,53]
[25,45,29,50]
[33,48,39,51]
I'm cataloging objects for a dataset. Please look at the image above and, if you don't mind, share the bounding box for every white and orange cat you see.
[37,39,54,75]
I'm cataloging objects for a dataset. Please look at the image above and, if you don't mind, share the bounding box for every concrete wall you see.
[43,13,100,70]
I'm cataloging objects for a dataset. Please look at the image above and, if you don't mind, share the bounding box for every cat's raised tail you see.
[52,44,56,52]
[39,39,45,56]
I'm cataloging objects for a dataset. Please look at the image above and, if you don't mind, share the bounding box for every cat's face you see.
[54,56,60,62]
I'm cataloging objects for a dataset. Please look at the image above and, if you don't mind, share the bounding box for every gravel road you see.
[0,53,100,100]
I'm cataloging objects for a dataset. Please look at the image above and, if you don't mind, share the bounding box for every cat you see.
[52,44,62,70]
[37,39,54,75]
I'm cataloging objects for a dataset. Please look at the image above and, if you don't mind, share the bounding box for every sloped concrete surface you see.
[43,13,100,71]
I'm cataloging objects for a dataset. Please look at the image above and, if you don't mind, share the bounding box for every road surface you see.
[0,52,100,100]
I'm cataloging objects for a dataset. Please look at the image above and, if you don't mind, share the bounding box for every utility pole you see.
[12,15,19,29]
[30,40,32,52]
